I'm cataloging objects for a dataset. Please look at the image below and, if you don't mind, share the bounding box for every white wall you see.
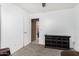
[1,4,31,54]
[74,4,79,51]
[30,8,75,48]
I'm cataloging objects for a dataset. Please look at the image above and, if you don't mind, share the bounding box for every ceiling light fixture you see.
[42,3,46,7]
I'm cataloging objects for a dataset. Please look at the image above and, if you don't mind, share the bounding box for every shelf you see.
[45,35,70,49]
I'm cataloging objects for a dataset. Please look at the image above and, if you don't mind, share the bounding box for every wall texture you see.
[1,4,31,54]
[30,8,75,48]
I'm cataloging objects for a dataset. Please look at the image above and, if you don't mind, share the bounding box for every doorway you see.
[31,18,39,44]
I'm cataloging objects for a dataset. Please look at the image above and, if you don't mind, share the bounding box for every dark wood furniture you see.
[0,48,11,56]
[45,35,71,49]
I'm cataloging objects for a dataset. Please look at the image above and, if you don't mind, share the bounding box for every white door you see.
[23,17,31,47]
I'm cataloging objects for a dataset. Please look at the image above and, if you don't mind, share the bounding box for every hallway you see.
[12,42,62,56]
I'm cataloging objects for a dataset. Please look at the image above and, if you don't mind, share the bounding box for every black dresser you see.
[45,35,71,49]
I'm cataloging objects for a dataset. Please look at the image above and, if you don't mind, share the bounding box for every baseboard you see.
[11,41,31,54]
[24,41,31,46]
[74,48,79,52]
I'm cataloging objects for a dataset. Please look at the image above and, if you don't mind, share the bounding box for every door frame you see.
[31,18,39,42]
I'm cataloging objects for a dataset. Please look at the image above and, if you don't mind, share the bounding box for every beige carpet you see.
[12,42,63,56]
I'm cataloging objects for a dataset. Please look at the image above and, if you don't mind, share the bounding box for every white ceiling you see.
[15,3,77,14]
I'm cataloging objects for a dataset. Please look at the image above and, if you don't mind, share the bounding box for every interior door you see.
[31,19,36,41]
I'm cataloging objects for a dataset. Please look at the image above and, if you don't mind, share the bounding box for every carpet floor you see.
[12,43,63,56]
